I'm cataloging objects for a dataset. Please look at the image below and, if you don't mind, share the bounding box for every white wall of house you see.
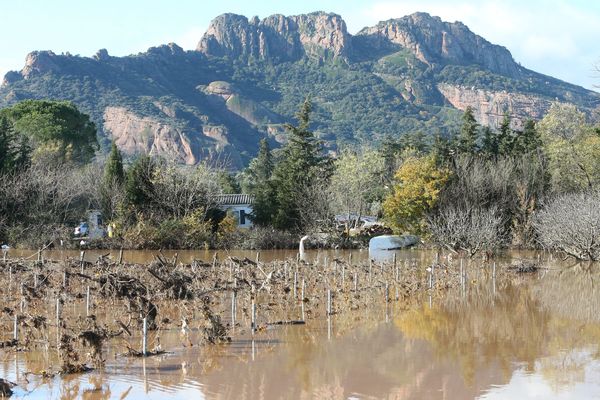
[222,205,254,228]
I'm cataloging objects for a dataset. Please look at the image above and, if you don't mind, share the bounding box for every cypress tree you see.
[103,142,124,185]
[498,113,514,156]
[431,133,452,167]
[515,119,541,154]
[379,135,400,184]
[125,155,155,212]
[248,139,276,226]
[458,106,479,154]
[0,116,29,173]
[481,126,499,157]
[218,172,241,194]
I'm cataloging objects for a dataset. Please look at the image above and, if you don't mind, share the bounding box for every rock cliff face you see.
[1,11,598,166]
[201,81,283,127]
[437,83,552,128]
[21,51,62,79]
[103,106,199,165]
[198,12,352,61]
[357,13,520,78]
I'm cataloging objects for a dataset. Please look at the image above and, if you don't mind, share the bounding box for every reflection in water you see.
[4,253,600,399]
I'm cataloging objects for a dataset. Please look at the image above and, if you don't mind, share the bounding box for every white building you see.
[216,194,254,228]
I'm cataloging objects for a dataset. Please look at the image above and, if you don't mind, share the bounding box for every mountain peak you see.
[197,11,352,62]
[357,13,520,78]
[1,11,598,167]
[198,11,521,78]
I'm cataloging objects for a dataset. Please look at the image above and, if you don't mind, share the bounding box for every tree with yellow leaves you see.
[383,155,450,236]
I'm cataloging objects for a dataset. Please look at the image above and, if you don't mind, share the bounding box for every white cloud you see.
[349,0,600,89]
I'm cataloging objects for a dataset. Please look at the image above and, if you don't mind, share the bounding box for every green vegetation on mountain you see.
[0,12,597,167]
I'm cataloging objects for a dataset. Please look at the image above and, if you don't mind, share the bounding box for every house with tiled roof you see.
[215,194,254,228]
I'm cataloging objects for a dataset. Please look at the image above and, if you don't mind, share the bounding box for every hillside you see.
[1,11,598,167]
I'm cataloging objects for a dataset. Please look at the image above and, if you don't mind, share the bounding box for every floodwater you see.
[3,251,600,399]
[8,247,386,265]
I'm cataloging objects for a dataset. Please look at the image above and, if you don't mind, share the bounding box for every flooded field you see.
[7,247,384,265]
[1,250,600,399]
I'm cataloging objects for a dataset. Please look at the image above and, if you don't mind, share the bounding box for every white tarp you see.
[369,235,419,251]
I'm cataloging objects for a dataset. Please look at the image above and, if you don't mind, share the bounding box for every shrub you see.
[533,191,600,261]
[428,205,505,257]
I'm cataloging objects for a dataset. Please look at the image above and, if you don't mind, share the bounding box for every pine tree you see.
[272,99,333,230]
[458,106,479,154]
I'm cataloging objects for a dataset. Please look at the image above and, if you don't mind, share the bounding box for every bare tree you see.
[294,177,335,233]
[151,161,222,220]
[428,205,505,257]
[533,191,600,261]
[0,163,99,246]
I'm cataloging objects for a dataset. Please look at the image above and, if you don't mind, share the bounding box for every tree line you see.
[1,98,600,259]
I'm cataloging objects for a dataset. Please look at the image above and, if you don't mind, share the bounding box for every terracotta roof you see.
[215,194,254,206]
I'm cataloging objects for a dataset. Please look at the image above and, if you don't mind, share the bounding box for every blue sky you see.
[1,0,599,90]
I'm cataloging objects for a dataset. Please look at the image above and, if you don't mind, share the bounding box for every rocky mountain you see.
[1,11,598,166]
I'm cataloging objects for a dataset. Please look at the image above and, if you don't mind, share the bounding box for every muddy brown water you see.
[8,248,394,264]
[3,250,600,399]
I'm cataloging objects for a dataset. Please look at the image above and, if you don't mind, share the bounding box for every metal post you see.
[231,291,236,327]
[251,300,257,335]
[13,315,18,341]
[428,270,433,289]
[142,317,148,356]
[80,251,85,274]
[461,259,465,294]
[293,272,297,299]
[385,281,390,303]
[56,298,61,327]
[301,278,306,321]
[118,248,124,264]
[86,286,91,316]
